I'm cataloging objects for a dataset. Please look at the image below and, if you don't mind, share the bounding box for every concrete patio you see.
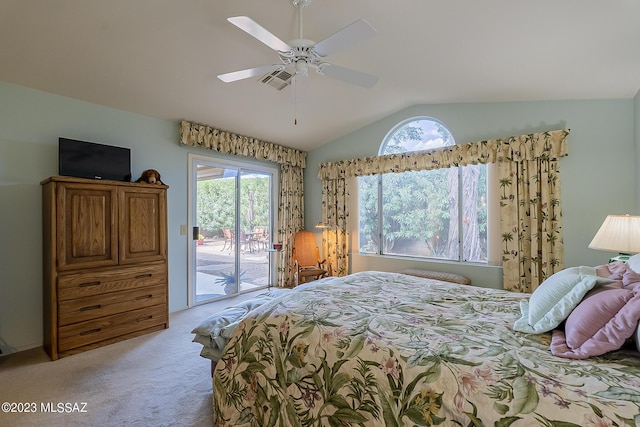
[195,235,272,302]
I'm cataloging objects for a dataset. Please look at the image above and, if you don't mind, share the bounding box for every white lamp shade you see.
[588,214,640,253]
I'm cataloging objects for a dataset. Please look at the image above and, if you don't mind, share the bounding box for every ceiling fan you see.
[217,0,378,88]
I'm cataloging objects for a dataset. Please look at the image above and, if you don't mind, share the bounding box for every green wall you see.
[0,81,191,354]
[305,99,637,286]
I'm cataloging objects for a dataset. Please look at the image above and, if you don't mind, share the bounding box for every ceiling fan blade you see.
[227,16,291,52]
[218,65,281,83]
[321,64,378,88]
[314,19,376,58]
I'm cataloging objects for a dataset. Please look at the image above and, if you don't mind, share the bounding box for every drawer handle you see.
[79,281,101,288]
[137,315,153,322]
[80,328,101,336]
[79,304,101,312]
[135,294,153,301]
[135,274,153,279]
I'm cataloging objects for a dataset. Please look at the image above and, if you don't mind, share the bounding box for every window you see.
[358,117,487,263]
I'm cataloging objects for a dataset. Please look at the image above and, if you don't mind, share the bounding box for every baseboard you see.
[0,339,41,356]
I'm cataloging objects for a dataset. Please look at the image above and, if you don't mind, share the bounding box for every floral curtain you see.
[318,129,569,293]
[321,176,349,276]
[498,157,564,293]
[277,164,305,287]
[179,120,306,287]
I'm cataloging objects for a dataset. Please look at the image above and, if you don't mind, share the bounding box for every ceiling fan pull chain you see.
[297,1,303,39]
[294,77,298,125]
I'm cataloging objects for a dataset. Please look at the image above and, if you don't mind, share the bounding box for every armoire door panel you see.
[57,184,118,270]
[119,187,167,265]
[70,194,108,257]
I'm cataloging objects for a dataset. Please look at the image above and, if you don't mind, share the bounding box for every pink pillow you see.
[595,261,640,291]
[595,261,627,280]
[550,285,640,359]
[622,269,640,291]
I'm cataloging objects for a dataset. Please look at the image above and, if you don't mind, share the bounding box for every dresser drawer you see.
[58,284,166,326]
[58,263,166,301]
[58,304,167,352]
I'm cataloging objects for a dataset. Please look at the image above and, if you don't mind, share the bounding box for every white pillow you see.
[626,253,640,274]
[513,266,615,334]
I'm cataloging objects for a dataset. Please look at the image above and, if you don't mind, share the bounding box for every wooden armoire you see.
[41,176,169,360]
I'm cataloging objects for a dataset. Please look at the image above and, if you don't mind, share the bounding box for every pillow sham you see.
[595,263,614,279]
[623,269,640,292]
[550,285,640,359]
[595,260,640,291]
[513,266,614,334]
[597,261,627,280]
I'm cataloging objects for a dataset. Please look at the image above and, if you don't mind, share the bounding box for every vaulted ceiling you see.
[1,0,639,151]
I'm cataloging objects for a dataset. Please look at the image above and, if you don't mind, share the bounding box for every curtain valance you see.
[179,120,306,168]
[318,129,568,180]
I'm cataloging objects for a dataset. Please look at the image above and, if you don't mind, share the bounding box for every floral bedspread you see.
[213,271,640,426]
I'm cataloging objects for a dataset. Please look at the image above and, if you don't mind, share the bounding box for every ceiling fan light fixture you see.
[295,60,309,77]
[292,0,312,7]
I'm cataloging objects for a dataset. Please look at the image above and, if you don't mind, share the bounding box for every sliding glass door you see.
[189,154,277,305]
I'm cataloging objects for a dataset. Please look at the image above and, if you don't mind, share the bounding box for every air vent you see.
[260,69,293,90]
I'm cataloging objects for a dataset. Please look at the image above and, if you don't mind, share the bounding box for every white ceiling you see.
[1,0,639,151]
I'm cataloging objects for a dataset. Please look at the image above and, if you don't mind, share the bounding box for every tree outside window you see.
[358,117,487,262]
[197,174,270,237]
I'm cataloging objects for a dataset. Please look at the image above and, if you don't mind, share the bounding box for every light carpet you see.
[0,292,260,427]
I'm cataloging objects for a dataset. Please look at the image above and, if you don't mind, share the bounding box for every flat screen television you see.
[58,138,131,181]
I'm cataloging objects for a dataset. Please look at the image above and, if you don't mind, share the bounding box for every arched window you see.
[380,117,455,154]
[358,117,487,262]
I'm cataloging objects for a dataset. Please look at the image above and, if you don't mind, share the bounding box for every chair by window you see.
[221,228,234,252]
[251,227,268,251]
[260,230,269,251]
[292,230,330,286]
[238,230,251,253]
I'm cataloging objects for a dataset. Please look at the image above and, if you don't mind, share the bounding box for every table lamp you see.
[588,214,640,262]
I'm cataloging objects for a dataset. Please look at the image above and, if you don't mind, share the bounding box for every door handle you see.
[192,226,200,240]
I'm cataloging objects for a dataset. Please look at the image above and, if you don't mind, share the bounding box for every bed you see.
[209,270,640,426]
